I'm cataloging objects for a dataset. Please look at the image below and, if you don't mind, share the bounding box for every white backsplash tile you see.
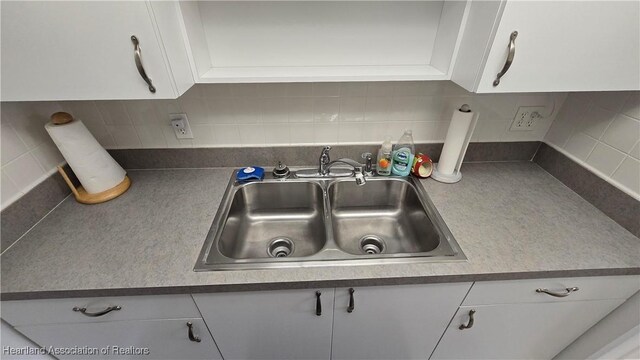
[262,123,290,144]
[621,93,640,120]
[4,153,45,193]
[601,114,640,152]
[629,141,640,160]
[95,101,132,125]
[2,81,571,209]
[1,124,28,166]
[592,91,632,112]
[564,132,597,161]
[106,125,141,148]
[124,100,159,126]
[612,156,640,195]
[238,124,266,146]
[289,123,314,144]
[312,97,340,122]
[312,83,341,97]
[546,91,640,198]
[261,97,288,123]
[31,140,65,170]
[364,96,392,122]
[1,169,22,209]
[212,124,242,146]
[287,98,314,123]
[586,143,626,176]
[313,123,338,143]
[135,125,167,148]
[339,97,366,122]
[191,124,216,147]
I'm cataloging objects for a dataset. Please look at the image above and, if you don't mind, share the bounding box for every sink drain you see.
[360,236,385,254]
[268,238,294,258]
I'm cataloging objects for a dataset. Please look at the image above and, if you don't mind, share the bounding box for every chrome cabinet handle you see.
[536,287,579,298]
[73,305,121,317]
[347,288,355,313]
[186,322,201,342]
[459,309,476,330]
[130,35,156,93]
[315,291,322,316]
[493,31,518,87]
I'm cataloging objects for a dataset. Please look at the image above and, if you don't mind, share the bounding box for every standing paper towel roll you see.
[46,116,126,194]
[431,104,477,183]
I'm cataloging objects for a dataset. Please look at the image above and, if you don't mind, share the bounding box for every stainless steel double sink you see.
[195,172,466,271]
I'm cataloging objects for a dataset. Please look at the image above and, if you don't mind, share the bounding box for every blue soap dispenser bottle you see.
[391,129,415,176]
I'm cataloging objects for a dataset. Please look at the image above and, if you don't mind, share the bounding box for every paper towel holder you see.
[50,112,131,204]
[431,104,478,184]
[57,165,131,205]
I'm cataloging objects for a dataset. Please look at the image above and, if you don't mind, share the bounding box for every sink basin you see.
[217,181,326,259]
[329,178,441,255]
[195,172,466,271]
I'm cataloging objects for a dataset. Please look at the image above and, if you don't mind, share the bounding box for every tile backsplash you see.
[1,81,565,209]
[545,92,640,199]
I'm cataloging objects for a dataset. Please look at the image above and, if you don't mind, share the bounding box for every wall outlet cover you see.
[169,113,194,139]
[510,106,545,131]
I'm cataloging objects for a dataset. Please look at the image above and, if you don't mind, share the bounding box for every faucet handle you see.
[321,146,332,154]
[361,152,373,175]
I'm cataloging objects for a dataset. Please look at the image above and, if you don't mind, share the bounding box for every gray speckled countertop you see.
[2,162,639,300]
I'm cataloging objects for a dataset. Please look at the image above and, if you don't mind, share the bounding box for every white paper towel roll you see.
[437,106,475,175]
[45,119,126,194]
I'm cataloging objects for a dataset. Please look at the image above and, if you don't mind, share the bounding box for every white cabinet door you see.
[477,0,640,93]
[0,1,178,101]
[16,318,221,360]
[193,289,334,360]
[331,283,472,360]
[431,299,625,360]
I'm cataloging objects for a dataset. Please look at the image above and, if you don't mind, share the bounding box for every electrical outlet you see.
[169,113,193,139]
[510,106,545,131]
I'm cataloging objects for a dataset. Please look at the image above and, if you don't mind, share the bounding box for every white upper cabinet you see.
[0,1,193,101]
[452,0,640,93]
[178,1,467,83]
[3,1,637,99]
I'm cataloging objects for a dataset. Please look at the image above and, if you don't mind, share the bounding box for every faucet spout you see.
[325,158,367,185]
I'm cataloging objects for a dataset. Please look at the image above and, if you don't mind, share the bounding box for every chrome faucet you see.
[296,146,370,185]
[320,147,371,185]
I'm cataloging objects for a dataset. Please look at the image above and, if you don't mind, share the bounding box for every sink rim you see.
[194,171,467,271]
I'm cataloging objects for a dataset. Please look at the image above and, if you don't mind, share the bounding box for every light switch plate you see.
[169,113,193,139]
[510,106,545,131]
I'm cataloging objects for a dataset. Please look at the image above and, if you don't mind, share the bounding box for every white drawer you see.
[463,275,640,305]
[1,294,200,326]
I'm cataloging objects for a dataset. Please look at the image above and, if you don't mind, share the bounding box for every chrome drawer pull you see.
[459,309,476,330]
[536,287,579,297]
[73,305,121,317]
[493,31,518,86]
[187,322,201,342]
[130,35,156,93]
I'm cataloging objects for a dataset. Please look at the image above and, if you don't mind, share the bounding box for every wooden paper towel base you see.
[57,166,131,204]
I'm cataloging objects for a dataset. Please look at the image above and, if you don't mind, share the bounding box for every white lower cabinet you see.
[192,289,335,360]
[15,318,219,360]
[2,295,221,360]
[331,283,472,360]
[431,300,624,360]
[431,276,640,360]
